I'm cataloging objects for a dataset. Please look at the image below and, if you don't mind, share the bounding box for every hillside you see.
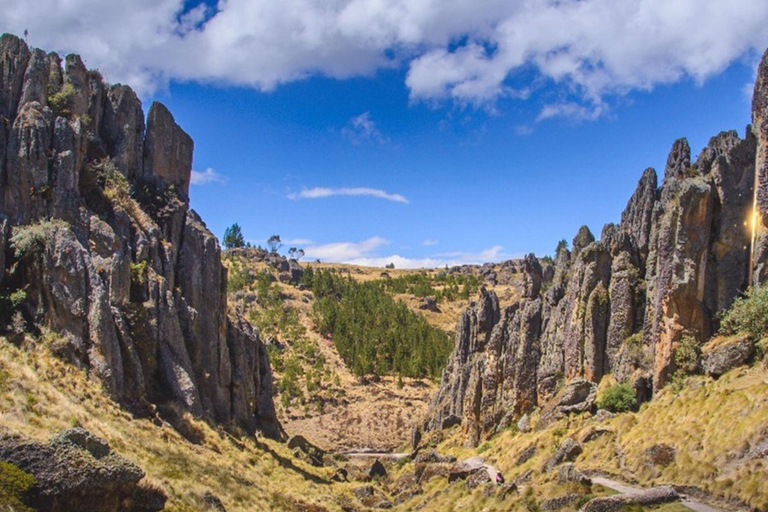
[222,249,532,451]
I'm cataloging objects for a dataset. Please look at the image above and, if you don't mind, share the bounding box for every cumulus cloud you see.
[288,187,409,203]
[5,0,768,113]
[303,237,506,268]
[190,167,228,185]
[342,112,389,144]
[303,236,390,261]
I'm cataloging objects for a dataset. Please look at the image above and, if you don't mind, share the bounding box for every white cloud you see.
[288,187,409,203]
[422,238,439,246]
[342,112,389,144]
[303,236,390,261]
[303,237,506,268]
[5,0,768,114]
[191,167,228,185]
[284,238,315,246]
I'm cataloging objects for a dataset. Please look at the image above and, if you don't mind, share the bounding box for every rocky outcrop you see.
[0,428,166,512]
[144,102,193,195]
[0,34,281,440]
[702,334,756,378]
[752,48,768,285]
[426,50,767,446]
[578,486,679,512]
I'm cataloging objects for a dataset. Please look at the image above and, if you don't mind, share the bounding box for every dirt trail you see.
[592,477,726,512]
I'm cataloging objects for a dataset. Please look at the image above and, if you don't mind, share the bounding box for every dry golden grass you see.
[390,365,768,512]
[0,336,356,512]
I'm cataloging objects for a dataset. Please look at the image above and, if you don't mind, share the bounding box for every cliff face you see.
[0,34,281,439]
[426,51,766,446]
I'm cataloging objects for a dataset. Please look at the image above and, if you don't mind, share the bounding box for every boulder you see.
[542,494,580,511]
[330,468,349,482]
[465,467,491,489]
[644,444,676,467]
[702,335,756,378]
[414,462,450,483]
[203,491,228,512]
[288,435,325,467]
[579,427,612,444]
[517,414,531,433]
[539,378,597,427]
[288,259,304,283]
[418,296,440,312]
[515,445,536,466]
[0,428,165,512]
[368,459,388,480]
[578,486,679,512]
[544,438,582,472]
[557,463,591,486]
[413,450,455,464]
[497,482,518,499]
[448,457,486,482]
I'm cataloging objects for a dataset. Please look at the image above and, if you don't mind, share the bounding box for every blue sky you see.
[3,0,768,266]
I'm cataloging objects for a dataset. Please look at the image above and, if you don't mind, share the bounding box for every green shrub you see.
[130,260,149,286]
[48,82,75,118]
[11,219,68,259]
[596,382,637,413]
[674,330,701,376]
[0,461,36,512]
[227,265,254,293]
[719,286,768,339]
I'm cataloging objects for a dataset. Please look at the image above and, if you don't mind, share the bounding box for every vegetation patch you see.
[0,461,36,512]
[10,219,68,260]
[310,269,452,378]
[719,286,768,339]
[596,382,637,413]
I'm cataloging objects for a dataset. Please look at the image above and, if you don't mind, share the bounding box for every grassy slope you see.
[0,337,352,512]
[389,364,768,512]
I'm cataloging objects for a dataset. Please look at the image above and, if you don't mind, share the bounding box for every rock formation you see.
[0,428,166,512]
[0,34,281,440]
[426,48,768,447]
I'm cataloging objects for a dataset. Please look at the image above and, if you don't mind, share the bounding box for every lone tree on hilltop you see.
[267,235,282,253]
[288,247,305,260]
[223,223,245,249]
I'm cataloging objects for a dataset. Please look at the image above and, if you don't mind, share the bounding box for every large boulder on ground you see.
[539,378,597,427]
[288,435,325,467]
[368,459,388,480]
[515,445,536,466]
[448,456,486,482]
[578,486,679,512]
[702,335,756,378]
[644,443,676,467]
[0,428,165,512]
[542,494,580,511]
[418,296,440,312]
[413,450,456,464]
[557,463,591,486]
[465,467,491,489]
[414,462,450,483]
[544,438,583,472]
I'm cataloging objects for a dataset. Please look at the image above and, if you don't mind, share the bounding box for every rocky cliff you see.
[0,34,281,440]
[426,50,767,447]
